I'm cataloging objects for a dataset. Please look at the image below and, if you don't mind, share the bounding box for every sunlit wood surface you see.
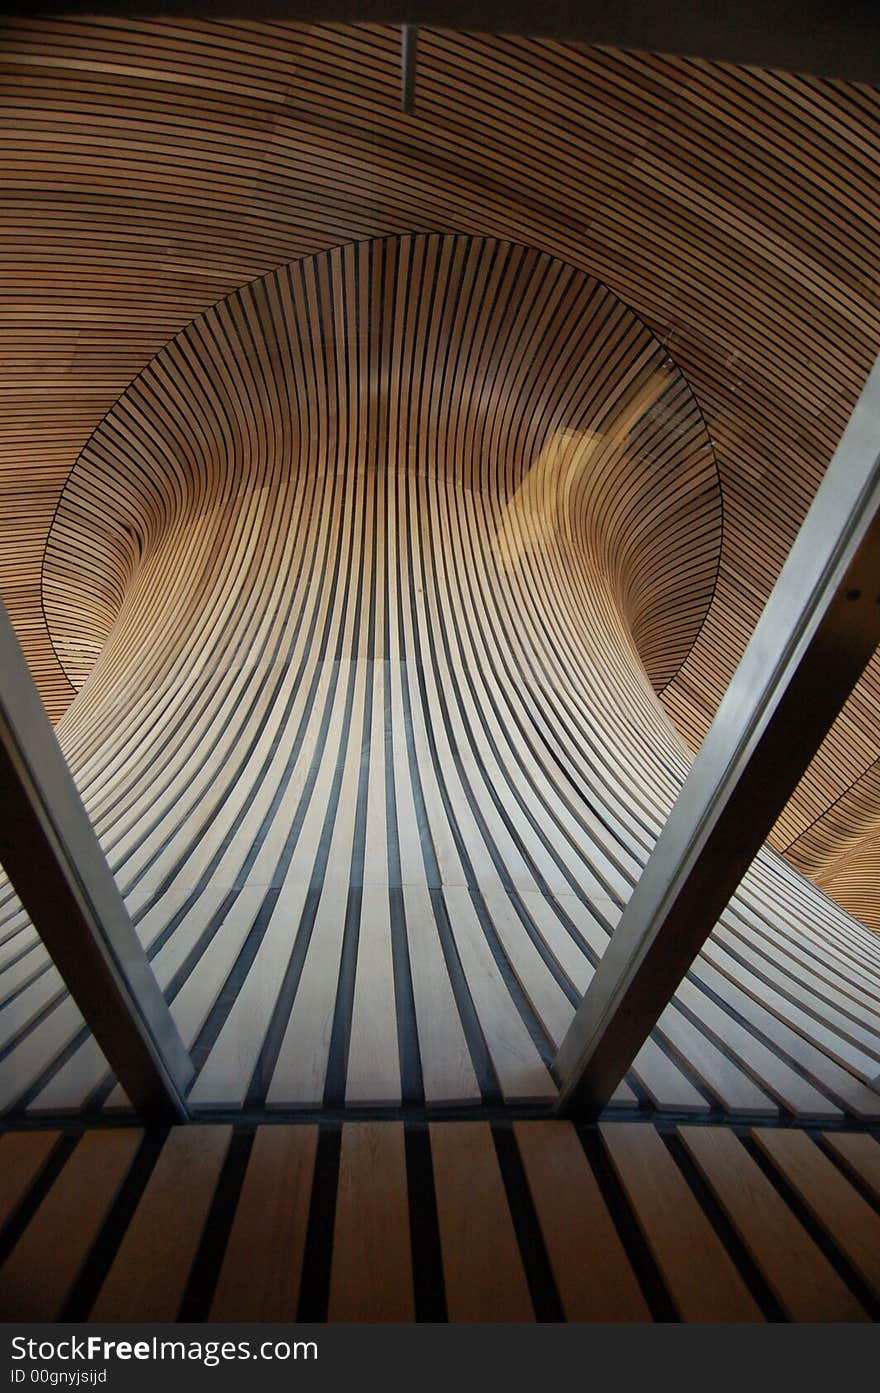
[0,1119,878,1321]
[0,22,879,1117]
[1,231,880,1119]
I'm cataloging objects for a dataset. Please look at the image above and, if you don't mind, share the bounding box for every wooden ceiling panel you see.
[0,18,878,927]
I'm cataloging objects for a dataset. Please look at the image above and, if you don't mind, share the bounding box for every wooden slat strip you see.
[599,1122,763,1322]
[752,1127,880,1300]
[209,1124,317,1321]
[0,1128,142,1319]
[514,1120,650,1321]
[430,1121,533,1321]
[90,1124,231,1320]
[328,1122,414,1321]
[0,1130,60,1231]
[820,1130,880,1203]
[678,1125,868,1321]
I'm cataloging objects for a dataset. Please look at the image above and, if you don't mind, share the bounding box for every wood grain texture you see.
[678,1124,868,1321]
[0,1128,142,1319]
[209,1124,317,1321]
[0,22,879,1118]
[430,1121,534,1321]
[0,1130,59,1231]
[752,1127,880,1301]
[514,1119,650,1320]
[0,20,876,907]
[820,1130,880,1203]
[328,1122,414,1321]
[786,764,880,931]
[0,1119,877,1321]
[599,1121,763,1322]
[90,1124,231,1320]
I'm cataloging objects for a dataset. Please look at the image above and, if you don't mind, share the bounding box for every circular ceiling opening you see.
[44,234,721,699]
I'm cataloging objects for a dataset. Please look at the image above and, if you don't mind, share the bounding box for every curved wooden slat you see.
[0,21,876,915]
[0,22,879,1117]
[0,230,879,1120]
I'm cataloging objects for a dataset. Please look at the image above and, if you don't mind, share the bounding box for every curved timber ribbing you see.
[0,18,878,920]
[786,763,880,933]
[0,22,879,1118]
[42,238,721,699]
[2,233,880,1122]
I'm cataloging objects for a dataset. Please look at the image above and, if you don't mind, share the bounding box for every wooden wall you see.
[0,21,879,1111]
[0,18,877,921]
[1,232,879,1120]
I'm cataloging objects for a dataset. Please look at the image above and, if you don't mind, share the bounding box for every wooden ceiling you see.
[0,17,878,930]
[2,231,880,1121]
[43,236,722,697]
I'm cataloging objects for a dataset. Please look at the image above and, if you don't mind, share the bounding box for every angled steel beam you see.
[554,354,880,1117]
[0,602,192,1121]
